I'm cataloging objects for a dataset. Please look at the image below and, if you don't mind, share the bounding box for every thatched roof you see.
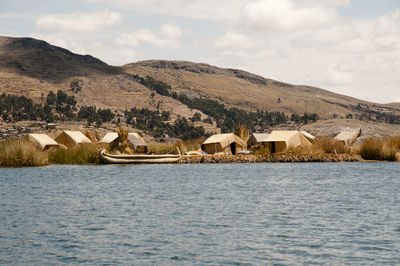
[262,130,312,148]
[202,133,246,148]
[99,132,118,143]
[127,133,147,147]
[334,129,361,145]
[100,132,147,147]
[55,131,92,147]
[250,133,270,143]
[28,133,59,150]
[300,131,316,142]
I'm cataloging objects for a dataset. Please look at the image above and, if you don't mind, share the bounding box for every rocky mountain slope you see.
[1,35,400,137]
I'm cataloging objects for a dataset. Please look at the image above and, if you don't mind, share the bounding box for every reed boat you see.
[99,149,181,164]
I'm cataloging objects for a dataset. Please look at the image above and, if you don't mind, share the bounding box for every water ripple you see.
[1,163,400,264]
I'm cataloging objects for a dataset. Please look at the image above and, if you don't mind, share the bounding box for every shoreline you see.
[179,154,363,164]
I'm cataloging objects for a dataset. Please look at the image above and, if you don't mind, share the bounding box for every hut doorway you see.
[230,143,236,155]
[271,142,276,153]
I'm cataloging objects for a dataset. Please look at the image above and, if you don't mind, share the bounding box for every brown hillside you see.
[0,36,211,128]
[123,60,400,119]
[0,36,121,81]
[1,36,400,137]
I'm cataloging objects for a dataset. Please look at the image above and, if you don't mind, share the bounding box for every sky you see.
[1,0,400,103]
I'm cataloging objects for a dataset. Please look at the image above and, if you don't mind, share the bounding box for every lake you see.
[1,163,400,264]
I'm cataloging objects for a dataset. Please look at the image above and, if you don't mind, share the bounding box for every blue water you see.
[1,163,400,265]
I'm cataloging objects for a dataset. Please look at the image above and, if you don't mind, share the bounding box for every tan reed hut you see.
[100,132,148,153]
[201,133,246,155]
[247,133,270,147]
[55,131,92,148]
[261,130,312,153]
[27,133,59,150]
[334,129,361,145]
[300,131,316,143]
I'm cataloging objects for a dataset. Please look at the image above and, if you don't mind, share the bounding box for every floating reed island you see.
[179,153,363,164]
[1,127,399,167]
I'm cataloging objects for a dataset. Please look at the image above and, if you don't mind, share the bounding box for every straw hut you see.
[100,132,148,153]
[261,130,312,153]
[247,133,270,147]
[55,131,92,148]
[201,133,246,155]
[334,129,361,145]
[300,131,317,143]
[27,133,59,150]
[99,132,119,144]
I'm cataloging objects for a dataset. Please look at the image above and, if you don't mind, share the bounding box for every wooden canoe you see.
[99,150,181,164]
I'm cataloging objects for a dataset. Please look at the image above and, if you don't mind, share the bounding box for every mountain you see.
[123,60,400,119]
[1,35,400,137]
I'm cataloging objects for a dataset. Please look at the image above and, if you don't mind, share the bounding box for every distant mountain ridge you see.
[1,35,400,125]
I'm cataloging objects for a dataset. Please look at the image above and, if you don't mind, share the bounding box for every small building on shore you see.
[247,133,270,147]
[55,131,92,148]
[334,129,361,145]
[27,133,59,150]
[201,133,246,155]
[100,132,148,153]
[261,130,312,153]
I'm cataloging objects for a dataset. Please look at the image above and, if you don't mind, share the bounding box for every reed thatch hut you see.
[261,130,312,153]
[27,133,59,150]
[201,133,246,155]
[334,129,361,145]
[100,132,148,153]
[247,133,270,147]
[55,131,92,148]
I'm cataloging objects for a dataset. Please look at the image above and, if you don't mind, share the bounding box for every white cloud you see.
[13,0,400,102]
[239,0,338,34]
[206,0,400,103]
[86,0,247,20]
[35,10,122,33]
[296,0,350,8]
[116,22,182,47]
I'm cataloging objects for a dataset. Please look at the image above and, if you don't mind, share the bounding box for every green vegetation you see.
[130,74,318,132]
[0,91,114,126]
[125,108,207,140]
[0,93,55,122]
[78,106,115,126]
[0,139,48,167]
[48,144,100,165]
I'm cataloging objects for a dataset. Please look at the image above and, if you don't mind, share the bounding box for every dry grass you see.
[147,142,177,155]
[285,145,324,155]
[175,139,204,154]
[48,143,101,165]
[251,144,270,155]
[84,130,101,143]
[358,138,397,161]
[313,137,350,154]
[0,138,48,167]
[148,139,204,155]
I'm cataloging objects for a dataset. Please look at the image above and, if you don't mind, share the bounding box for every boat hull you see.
[99,150,180,164]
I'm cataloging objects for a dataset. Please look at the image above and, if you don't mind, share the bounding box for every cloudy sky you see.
[1,0,400,103]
